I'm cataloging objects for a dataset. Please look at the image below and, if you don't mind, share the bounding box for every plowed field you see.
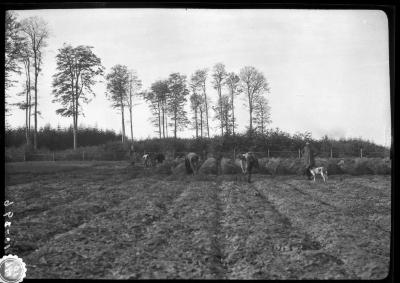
[5,161,391,279]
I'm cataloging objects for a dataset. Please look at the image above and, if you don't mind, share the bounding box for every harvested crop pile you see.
[171,162,186,175]
[285,158,304,175]
[335,158,385,175]
[361,158,391,175]
[199,157,218,175]
[221,158,241,174]
[154,161,174,175]
[257,157,390,176]
[257,158,269,173]
[263,158,294,175]
[171,157,185,167]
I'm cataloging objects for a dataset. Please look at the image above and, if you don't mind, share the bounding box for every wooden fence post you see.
[298,149,301,159]
[330,148,333,158]
[233,148,236,160]
[360,148,363,158]
[267,148,270,158]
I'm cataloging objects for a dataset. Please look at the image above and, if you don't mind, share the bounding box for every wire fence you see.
[5,148,389,163]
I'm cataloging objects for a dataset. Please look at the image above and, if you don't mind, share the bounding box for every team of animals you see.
[141,147,330,183]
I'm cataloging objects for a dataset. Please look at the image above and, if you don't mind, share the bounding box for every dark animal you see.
[154,153,165,164]
[185,152,200,175]
[238,152,259,183]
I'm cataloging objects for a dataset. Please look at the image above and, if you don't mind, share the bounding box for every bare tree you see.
[190,91,203,138]
[239,66,270,135]
[20,16,49,150]
[167,73,189,139]
[143,90,162,137]
[52,44,104,149]
[126,70,142,144]
[253,95,271,135]
[225,72,241,135]
[144,80,169,138]
[13,40,34,148]
[106,65,130,143]
[212,94,232,136]
[191,69,209,137]
[5,11,23,114]
[212,63,227,136]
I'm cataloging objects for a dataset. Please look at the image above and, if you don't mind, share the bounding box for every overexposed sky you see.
[6,9,391,147]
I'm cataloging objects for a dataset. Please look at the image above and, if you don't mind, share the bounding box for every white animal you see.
[142,154,152,168]
[309,166,328,182]
[238,152,258,183]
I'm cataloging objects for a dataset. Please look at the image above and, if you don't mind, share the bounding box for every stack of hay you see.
[335,157,391,175]
[199,157,218,175]
[171,161,187,175]
[221,157,241,174]
[154,160,174,175]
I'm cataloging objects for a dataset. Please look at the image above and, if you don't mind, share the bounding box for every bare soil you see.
[5,161,391,279]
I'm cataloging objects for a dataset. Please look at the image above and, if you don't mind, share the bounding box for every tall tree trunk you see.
[261,110,264,135]
[25,85,29,146]
[249,106,253,134]
[200,108,203,138]
[231,90,235,136]
[24,59,31,147]
[166,115,168,138]
[74,85,79,150]
[129,79,134,143]
[129,105,133,142]
[158,101,161,139]
[218,85,223,136]
[248,90,253,135]
[203,85,209,138]
[174,111,177,139]
[162,106,165,139]
[74,101,78,150]
[194,107,198,138]
[121,103,126,143]
[28,89,31,136]
[33,53,38,151]
[72,94,76,150]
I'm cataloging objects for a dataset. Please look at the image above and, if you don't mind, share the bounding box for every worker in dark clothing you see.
[302,142,316,180]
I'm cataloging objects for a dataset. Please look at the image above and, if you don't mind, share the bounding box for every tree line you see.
[5,12,272,152]
[5,125,122,151]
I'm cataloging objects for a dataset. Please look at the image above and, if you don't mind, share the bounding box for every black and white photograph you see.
[3,5,393,280]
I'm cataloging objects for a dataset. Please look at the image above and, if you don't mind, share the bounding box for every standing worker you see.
[302,141,316,180]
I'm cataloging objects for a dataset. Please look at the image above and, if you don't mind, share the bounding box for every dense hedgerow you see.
[6,126,390,159]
